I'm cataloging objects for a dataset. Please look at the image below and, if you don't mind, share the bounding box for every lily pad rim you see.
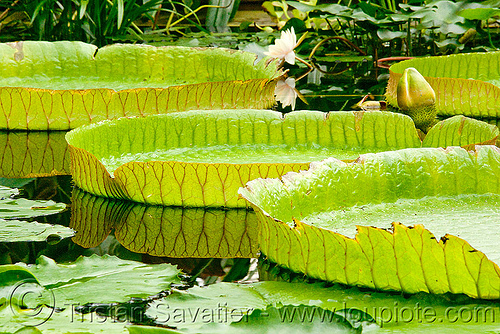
[65,109,422,178]
[238,144,500,239]
[1,42,283,92]
[387,50,500,73]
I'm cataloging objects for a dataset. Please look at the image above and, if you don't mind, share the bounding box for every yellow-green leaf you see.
[239,146,500,299]
[0,131,70,177]
[66,110,498,207]
[65,109,422,207]
[0,41,280,130]
[70,188,258,258]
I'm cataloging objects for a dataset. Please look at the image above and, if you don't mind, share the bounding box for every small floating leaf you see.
[0,185,69,242]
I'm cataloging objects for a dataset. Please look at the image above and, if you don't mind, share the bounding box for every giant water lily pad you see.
[70,188,258,258]
[66,110,497,207]
[0,41,280,130]
[239,146,500,299]
[386,51,500,118]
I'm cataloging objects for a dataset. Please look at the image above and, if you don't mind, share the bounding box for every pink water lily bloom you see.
[265,27,297,65]
[275,78,298,110]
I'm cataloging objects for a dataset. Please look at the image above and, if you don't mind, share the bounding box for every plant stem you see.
[487,19,497,49]
[407,19,412,56]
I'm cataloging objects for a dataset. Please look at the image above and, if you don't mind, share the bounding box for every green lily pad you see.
[0,186,66,219]
[0,219,74,243]
[70,188,259,258]
[66,109,497,208]
[146,281,499,332]
[0,185,70,243]
[142,305,368,333]
[0,41,280,130]
[1,254,181,333]
[0,130,70,178]
[239,146,500,299]
[0,185,18,199]
[386,51,500,118]
[423,115,499,147]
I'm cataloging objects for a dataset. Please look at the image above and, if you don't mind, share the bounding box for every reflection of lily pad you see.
[0,41,280,130]
[239,146,500,299]
[70,188,258,258]
[66,109,497,207]
[386,52,500,118]
[0,131,70,177]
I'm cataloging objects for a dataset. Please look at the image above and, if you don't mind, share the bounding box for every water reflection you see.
[70,188,259,258]
[0,131,70,178]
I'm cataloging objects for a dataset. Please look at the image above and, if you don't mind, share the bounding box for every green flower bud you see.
[397,67,437,132]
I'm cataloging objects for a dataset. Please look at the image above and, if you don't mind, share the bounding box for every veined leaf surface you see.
[146,281,499,331]
[66,109,497,207]
[0,41,280,130]
[386,52,500,118]
[66,109,423,207]
[70,188,258,258]
[0,130,70,177]
[239,146,500,299]
[0,219,73,243]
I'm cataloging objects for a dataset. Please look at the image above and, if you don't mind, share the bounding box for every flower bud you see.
[397,67,435,112]
[397,67,437,132]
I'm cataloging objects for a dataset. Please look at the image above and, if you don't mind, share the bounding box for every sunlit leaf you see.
[0,41,280,130]
[66,109,423,207]
[239,146,500,299]
[146,281,500,331]
[0,185,70,242]
[0,188,66,219]
[423,116,499,147]
[0,219,74,243]
[67,109,498,208]
[1,255,181,333]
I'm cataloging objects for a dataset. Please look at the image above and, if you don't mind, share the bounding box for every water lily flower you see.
[265,27,297,65]
[275,77,298,110]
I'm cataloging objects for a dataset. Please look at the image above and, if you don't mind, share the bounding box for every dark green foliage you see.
[0,0,163,46]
